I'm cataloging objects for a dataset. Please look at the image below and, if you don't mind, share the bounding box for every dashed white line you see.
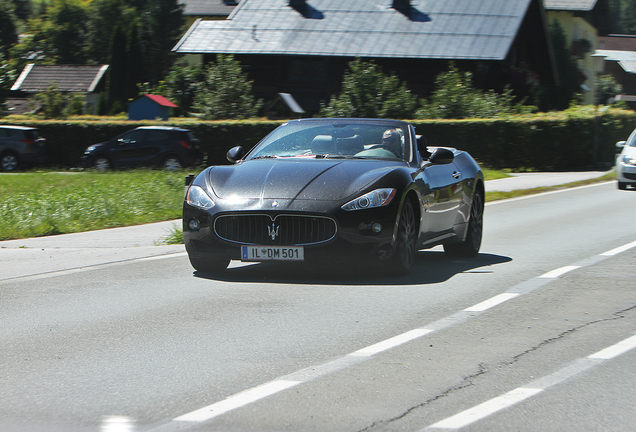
[425,333,636,430]
[601,239,636,256]
[464,293,519,312]
[427,387,543,430]
[588,334,636,360]
[349,328,433,357]
[539,265,581,279]
[149,238,636,431]
[175,380,302,422]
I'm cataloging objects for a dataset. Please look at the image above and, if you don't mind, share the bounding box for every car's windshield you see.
[628,128,636,147]
[247,122,410,161]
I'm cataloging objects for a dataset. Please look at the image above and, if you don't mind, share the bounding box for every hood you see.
[206,159,403,202]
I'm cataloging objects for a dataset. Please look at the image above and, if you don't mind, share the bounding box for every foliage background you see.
[1,107,634,170]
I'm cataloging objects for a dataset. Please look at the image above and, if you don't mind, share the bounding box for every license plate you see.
[241,246,304,261]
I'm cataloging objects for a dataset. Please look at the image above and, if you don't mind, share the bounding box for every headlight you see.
[342,188,396,211]
[186,185,215,210]
[85,145,97,153]
[622,155,636,166]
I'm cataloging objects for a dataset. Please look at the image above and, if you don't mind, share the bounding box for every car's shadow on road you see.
[193,251,512,286]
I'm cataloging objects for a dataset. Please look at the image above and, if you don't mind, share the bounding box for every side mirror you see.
[226,146,245,163]
[617,141,627,149]
[429,147,455,165]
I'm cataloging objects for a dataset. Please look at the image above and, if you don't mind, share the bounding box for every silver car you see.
[0,126,47,172]
[616,129,636,190]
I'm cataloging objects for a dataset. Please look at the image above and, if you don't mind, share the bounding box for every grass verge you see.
[0,168,615,242]
[0,169,188,241]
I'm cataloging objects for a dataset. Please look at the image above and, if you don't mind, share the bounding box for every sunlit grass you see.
[0,169,191,240]
[0,168,614,242]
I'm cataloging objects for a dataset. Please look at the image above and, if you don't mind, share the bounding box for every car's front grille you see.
[214,214,337,245]
[624,173,636,180]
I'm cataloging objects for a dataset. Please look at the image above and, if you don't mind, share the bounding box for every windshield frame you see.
[245,119,413,163]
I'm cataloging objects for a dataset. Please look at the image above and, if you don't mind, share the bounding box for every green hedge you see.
[410,108,636,170]
[2,108,635,170]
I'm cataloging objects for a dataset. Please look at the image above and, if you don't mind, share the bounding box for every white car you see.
[616,130,636,190]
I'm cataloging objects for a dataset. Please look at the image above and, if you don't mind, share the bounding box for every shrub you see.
[191,55,262,120]
[320,58,419,119]
[416,63,535,119]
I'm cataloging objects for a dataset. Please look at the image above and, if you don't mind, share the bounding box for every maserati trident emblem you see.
[268,221,280,240]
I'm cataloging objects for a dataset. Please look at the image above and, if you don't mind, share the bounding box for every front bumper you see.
[183,205,400,265]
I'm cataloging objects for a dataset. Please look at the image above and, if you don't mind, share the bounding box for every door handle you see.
[452,171,461,179]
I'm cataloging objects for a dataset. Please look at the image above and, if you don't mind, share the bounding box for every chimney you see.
[392,0,410,9]
[289,0,306,6]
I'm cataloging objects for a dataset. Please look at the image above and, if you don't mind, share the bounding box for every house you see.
[543,0,614,104]
[173,0,556,115]
[128,94,178,120]
[10,64,108,114]
[179,0,238,66]
[596,35,636,105]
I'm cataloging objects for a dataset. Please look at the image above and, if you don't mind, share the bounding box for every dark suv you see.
[81,126,204,170]
[0,126,47,172]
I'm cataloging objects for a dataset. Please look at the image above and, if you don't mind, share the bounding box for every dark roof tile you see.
[11,64,108,93]
[173,0,534,60]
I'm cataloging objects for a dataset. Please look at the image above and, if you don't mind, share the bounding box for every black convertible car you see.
[183,118,484,275]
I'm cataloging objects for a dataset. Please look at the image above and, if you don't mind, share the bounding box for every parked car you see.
[81,126,203,170]
[182,118,484,275]
[0,126,47,172]
[616,130,636,190]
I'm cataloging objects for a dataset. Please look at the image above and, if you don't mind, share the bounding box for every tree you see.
[138,0,184,84]
[144,64,204,116]
[320,58,418,118]
[192,55,261,119]
[610,0,636,34]
[32,83,66,118]
[48,0,88,64]
[0,53,16,113]
[10,0,88,65]
[85,0,136,64]
[0,0,18,56]
[595,74,623,105]
[532,20,582,111]
[105,24,128,114]
[416,63,534,119]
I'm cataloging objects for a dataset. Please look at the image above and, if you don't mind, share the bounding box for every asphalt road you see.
[2,180,636,432]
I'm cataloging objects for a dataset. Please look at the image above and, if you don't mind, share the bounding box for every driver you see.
[381,129,402,157]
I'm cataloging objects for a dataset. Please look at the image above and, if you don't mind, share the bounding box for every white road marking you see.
[539,265,580,279]
[463,293,519,312]
[175,380,302,422]
[601,239,636,256]
[146,239,636,430]
[588,334,636,360]
[427,387,543,429]
[349,329,433,357]
[425,332,636,430]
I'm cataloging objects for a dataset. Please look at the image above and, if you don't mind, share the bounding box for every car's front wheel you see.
[444,190,484,257]
[388,199,417,275]
[618,181,628,190]
[1,152,19,172]
[189,256,230,274]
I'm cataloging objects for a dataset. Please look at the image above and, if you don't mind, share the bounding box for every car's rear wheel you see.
[444,190,484,257]
[164,156,182,171]
[1,152,19,172]
[388,199,417,275]
[618,181,628,190]
[93,156,111,171]
[189,256,230,273]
